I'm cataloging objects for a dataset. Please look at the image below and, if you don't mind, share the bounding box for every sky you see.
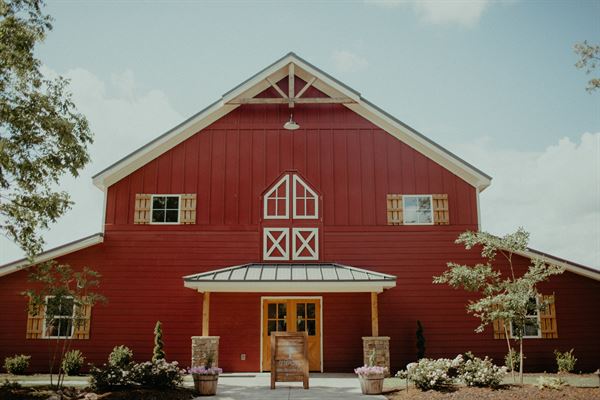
[1,0,599,269]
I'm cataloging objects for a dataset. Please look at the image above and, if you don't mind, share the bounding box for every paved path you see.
[201,373,386,400]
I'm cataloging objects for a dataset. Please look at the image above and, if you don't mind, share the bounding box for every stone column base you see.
[191,336,220,368]
[362,336,390,377]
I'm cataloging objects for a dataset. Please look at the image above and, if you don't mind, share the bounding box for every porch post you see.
[371,292,379,337]
[202,291,210,336]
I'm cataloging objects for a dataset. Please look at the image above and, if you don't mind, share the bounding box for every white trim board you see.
[92,52,492,192]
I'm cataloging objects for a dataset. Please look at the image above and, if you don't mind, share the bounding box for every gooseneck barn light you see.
[283,114,300,130]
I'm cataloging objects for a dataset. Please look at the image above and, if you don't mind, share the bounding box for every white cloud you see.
[0,67,183,264]
[367,0,492,27]
[331,50,369,73]
[452,132,600,269]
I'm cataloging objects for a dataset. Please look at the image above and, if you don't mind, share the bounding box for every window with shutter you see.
[387,194,450,225]
[26,297,93,340]
[25,299,45,339]
[539,295,558,339]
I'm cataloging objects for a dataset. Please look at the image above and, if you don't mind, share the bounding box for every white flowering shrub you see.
[458,352,507,388]
[130,359,185,389]
[396,355,463,391]
[537,375,566,390]
[89,363,132,391]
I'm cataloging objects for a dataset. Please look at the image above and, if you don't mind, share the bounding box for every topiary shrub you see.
[416,320,426,360]
[3,355,30,375]
[554,349,577,373]
[152,321,166,362]
[458,352,507,388]
[130,359,184,389]
[108,345,134,368]
[61,349,85,376]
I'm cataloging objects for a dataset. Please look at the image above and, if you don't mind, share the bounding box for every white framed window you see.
[263,228,290,261]
[403,195,433,225]
[292,175,319,219]
[43,296,75,339]
[263,175,290,220]
[510,297,542,339]
[151,195,180,224]
[292,228,319,260]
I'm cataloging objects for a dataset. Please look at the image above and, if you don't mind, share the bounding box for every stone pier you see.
[191,336,220,367]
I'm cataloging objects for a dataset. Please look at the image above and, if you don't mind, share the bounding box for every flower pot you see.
[358,373,385,395]
[193,373,219,396]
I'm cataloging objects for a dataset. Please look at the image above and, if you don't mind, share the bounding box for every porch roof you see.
[183,263,396,293]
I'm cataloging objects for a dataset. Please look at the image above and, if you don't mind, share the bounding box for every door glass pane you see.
[307,320,316,336]
[268,320,276,336]
[277,320,287,332]
[268,304,276,318]
[307,303,316,318]
[278,303,286,319]
[296,303,305,318]
[297,319,305,332]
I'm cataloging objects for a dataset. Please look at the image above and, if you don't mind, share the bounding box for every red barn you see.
[1,53,599,374]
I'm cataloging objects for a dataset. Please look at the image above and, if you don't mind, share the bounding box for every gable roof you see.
[92,52,492,191]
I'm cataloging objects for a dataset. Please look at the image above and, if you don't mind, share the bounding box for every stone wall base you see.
[191,336,220,368]
[362,336,390,377]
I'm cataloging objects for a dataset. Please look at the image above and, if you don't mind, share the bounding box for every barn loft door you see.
[262,298,321,372]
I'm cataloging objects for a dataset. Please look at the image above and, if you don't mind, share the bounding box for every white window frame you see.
[402,195,434,225]
[509,297,542,339]
[150,194,181,225]
[292,228,319,261]
[263,228,290,261]
[42,295,75,339]
[292,175,319,220]
[263,175,290,220]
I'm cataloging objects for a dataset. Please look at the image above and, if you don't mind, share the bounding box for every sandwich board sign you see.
[270,332,309,389]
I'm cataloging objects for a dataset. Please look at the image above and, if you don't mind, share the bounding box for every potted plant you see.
[355,350,387,395]
[189,352,222,396]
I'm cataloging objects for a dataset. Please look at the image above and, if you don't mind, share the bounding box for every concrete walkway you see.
[203,373,386,399]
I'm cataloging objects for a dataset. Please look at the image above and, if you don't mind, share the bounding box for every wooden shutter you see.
[26,299,45,339]
[387,194,403,225]
[72,301,92,340]
[134,194,152,224]
[179,194,197,224]
[539,294,558,339]
[432,194,449,225]
[492,318,507,339]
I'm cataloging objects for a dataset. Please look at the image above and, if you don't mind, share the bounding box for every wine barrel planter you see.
[193,374,219,396]
[358,373,385,395]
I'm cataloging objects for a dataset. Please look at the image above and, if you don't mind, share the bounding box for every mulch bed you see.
[386,385,600,400]
[0,386,197,400]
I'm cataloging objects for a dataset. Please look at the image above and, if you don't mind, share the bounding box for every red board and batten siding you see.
[1,92,599,373]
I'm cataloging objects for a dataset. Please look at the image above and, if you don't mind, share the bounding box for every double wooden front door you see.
[262,298,321,372]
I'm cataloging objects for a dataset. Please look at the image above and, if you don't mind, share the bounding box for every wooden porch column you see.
[202,291,210,336]
[371,292,379,337]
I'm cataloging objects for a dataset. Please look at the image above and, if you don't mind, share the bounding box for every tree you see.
[416,320,426,360]
[152,321,166,362]
[574,40,600,93]
[23,261,105,389]
[0,0,93,258]
[433,228,564,384]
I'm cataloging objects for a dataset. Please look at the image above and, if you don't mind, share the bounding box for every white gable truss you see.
[92,52,492,192]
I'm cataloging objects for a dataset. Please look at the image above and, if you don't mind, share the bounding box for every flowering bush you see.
[3,355,30,375]
[354,365,387,377]
[189,366,223,375]
[458,352,507,388]
[130,359,185,389]
[62,349,85,376]
[108,345,134,368]
[89,363,132,391]
[396,356,463,391]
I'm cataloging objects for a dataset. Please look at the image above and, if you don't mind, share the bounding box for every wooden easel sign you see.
[270,332,309,389]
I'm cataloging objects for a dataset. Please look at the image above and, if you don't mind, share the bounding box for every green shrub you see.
[152,321,166,362]
[504,350,523,372]
[416,320,425,360]
[108,345,133,368]
[3,355,30,375]
[554,349,577,373]
[89,363,132,392]
[537,375,566,390]
[61,349,85,376]
[130,359,184,389]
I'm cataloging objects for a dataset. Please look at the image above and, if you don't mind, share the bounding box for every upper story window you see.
[510,297,541,339]
[293,175,318,219]
[403,195,433,225]
[264,175,289,219]
[43,296,75,338]
[151,195,180,224]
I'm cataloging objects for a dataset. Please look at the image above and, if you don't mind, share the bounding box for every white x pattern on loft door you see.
[292,228,319,260]
[263,228,290,261]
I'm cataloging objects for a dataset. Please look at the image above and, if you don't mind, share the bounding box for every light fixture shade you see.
[283,114,300,130]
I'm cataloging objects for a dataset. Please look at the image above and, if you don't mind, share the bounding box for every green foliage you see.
[108,345,134,368]
[416,320,425,360]
[1,379,21,389]
[3,354,30,375]
[504,349,523,372]
[574,40,600,93]
[537,375,566,390]
[0,0,93,257]
[61,349,84,376]
[152,321,166,362]
[554,349,577,373]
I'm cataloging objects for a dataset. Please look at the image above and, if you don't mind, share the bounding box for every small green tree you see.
[416,320,426,360]
[152,321,166,362]
[433,228,564,384]
[574,40,600,93]
[23,262,105,389]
